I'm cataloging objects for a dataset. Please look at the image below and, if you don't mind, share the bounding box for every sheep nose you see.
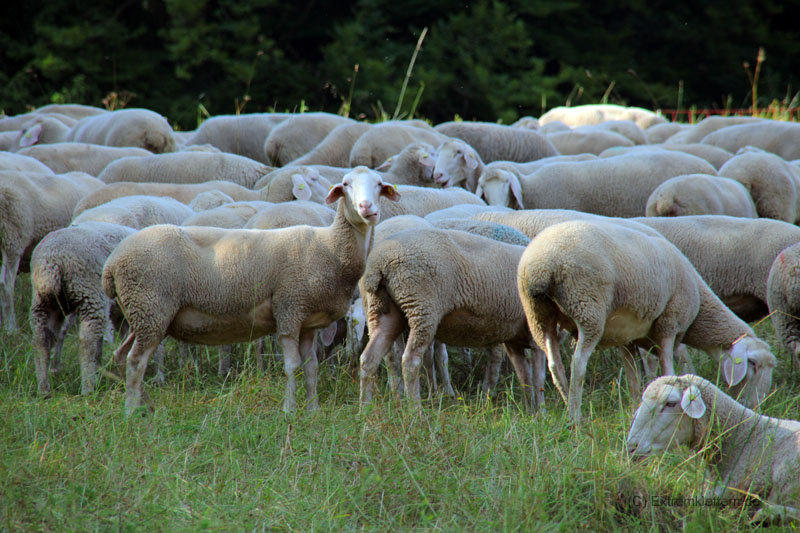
[359,200,373,210]
[627,443,638,455]
[433,172,443,181]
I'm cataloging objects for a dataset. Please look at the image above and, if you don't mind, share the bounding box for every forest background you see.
[2,0,799,129]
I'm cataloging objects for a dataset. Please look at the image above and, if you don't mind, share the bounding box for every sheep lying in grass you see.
[516,220,776,423]
[102,167,400,414]
[30,222,136,396]
[627,374,800,522]
[98,151,272,189]
[645,174,757,218]
[17,143,152,176]
[359,225,545,411]
[66,108,177,153]
[0,171,104,331]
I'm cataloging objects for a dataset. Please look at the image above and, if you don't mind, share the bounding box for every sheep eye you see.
[663,401,677,410]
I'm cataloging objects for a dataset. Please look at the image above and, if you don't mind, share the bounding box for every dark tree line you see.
[2,0,798,129]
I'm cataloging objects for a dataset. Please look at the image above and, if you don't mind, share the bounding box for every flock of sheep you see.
[2,102,800,520]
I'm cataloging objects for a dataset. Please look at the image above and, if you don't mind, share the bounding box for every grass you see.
[2,272,800,531]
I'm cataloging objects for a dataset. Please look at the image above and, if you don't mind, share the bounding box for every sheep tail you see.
[101,263,117,300]
[31,260,62,299]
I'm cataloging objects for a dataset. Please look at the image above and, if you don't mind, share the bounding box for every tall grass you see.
[2,272,799,530]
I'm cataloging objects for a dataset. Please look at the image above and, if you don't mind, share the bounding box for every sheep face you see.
[433,140,479,188]
[723,336,776,408]
[326,166,400,225]
[291,168,332,202]
[476,168,523,208]
[626,379,702,457]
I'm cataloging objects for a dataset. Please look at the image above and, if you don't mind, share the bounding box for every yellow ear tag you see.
[393,183,398,190]
[24,131,32,138]
[298,184,305,190]
[734,357,743,364]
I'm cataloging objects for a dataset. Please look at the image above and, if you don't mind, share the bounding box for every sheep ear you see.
[680,385,706,419]
[355,318,366,341]
[375,157,393,171]
[380,182,401,202]
[508,174,524,209]
[319,322,338,347]
[464,148,478,170]
[723,343,748,386]
[19,123,43,147]
[291,174,313,201]
[325,183,344,204]
[418,151,435,168]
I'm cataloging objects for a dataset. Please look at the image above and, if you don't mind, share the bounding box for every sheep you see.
[185,113,290,163]
[375,142,437,186]
[632,215,800,324]
[486,153,598,176]
[0,111,77,133]
[17,142,152,176]
[181,201,275,229]
[264,112,354,166]
[97,151,272,188]
[423,203,513,223]
[349,122,448,168]
[32,104,108,121]
[0,171,104,331]
[588,120,648,145]
[627,374,800,521]
[291,122,372,167]
[538,121,571,135]
[538,104,667,130]
[511,116,539,129]
[717,150,800,223]
[766,243,800,365]
[645,174,757,218]
[358,225,546,411]
[600,143,734,169]
[474,151,716,213]
[254,166,333,203]
[0,151,57,174]
[702,120,800,161]
[545,128,634,155]
[517,220,776,423]
[0,131,15,151]
[10,115,73,149]
[433,121,558,163]
[66,108,177,153]
[30,221,136,396]
[380,184,486,219]
[72,195,196,229]
[244,201,336,230]
[645,122,688,144]
[187,190,235,212]
[74,180,265,216]
[665,115,764,144]
[431,139,484,190]
[102,167,401,414]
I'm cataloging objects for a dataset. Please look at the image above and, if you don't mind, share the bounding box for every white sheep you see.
[380,184,486,219]
[30,221,136,396]
[433,121,559,163]
[0,171,104,331]
[717,150,800,223]
[102,167,401,414]
[475,151,716,213]
[263,112,354,166]
[538,104,667,130]
[644,122,688,144]
[31,104,108,121]
[375,142,437,186]
[10,115,73,149]
[187,190,235,212]
[72,195,196,229]
[97,151,271,189]
[349,122,448,168]
[181,201,274,229]
[599,143,734,170]
[517,219,776,423]
[431,139,485,190]
[627,374,800,521]
[74,180,265,216]
[66,108,178,153]
[291,122,372,167]
[185,113,290,163]
[645,174,757,218]
[0,151,57,174]
[545,128,634,155]
[18,142,152,176]
[244,201,336,230]
[511,116,539,129]
[702,120,800,161]
[358,225,545,411]
[423,203,513,222]
[664,115,763,144]
[254,166,333,203]
[766,243,800,365]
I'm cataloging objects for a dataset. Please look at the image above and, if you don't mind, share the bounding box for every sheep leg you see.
[254,338,266,373]
[401,330,429,405]
[567,328,601,424]
[433,341,455,397]
[504,343,534,412]
[51,313,77,374]
[125,339,158,415]
[278,334,302,413]
[218,344,232,377]
[530,347,547,412]
[113,332,135,378]
[657,336,677,376]
[543,327,570,405]
[675,344,695,374]
[422,343,436,398]
[299,329,319,410]
[386,338,405,396]
[31,305,65,398]
[621,345,642,401]
[359,303,403,403]
[78,317,105,395]
[0,252,21,332]
[151,342,166,385]
[482,345,504,397]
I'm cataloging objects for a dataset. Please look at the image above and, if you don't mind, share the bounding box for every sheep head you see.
[290,167,331,202]
[723,336,776,408]
[626,376,704,457]
[326,166,400,227]
[476,167,523,208]
[432,140,480,189]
